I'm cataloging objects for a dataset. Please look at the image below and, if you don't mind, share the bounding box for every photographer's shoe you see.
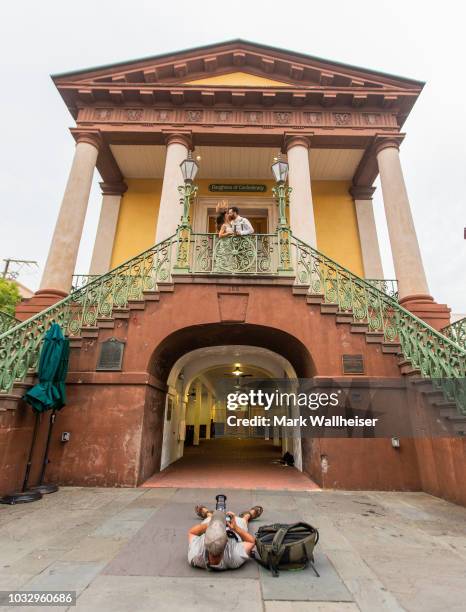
[240,505,263,520]
[195,504,211,519]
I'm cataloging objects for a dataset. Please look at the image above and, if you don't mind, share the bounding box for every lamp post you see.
[174,152,199,272]
[271,155,293,275]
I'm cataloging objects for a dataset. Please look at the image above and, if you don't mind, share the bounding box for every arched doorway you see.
[141,323,318,490]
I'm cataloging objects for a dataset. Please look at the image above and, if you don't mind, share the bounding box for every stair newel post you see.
[271,154,294,276]
[272,180,293,276]
[173,152,199,274]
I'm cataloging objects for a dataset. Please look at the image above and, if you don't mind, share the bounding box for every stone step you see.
[113,308,130,319]
[398,359,421,375]
[453,422,466,435]
[350,322,368,334]
[306,294,324,305]
[433,399,458,409]
[365,332,385,344]
[403,367,422,376]
[336,312,354,324]
[320,303,339,314]
[81,327,99,339]
[128,300,146,310]
[96,318,115,329]
[292,286,310,296]
[142,291,160,302]
[382,343,401,354]
[0,394,24,411]
[158,283,174,292]
[439,407,466,420]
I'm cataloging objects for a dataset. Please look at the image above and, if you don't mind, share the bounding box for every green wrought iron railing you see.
[365,278,398,300]
[0,311,19,335]
[293,236,466,413]
[0,235,176,394]
[0,231,464,414]
[191,233,279,275]
[442,317,466,351]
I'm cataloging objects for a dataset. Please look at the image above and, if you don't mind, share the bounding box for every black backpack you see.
[254,522,319,577]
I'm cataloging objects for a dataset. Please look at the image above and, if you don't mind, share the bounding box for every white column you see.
[193,380,202,446]
[155,133,190,243]
[89,182,127,275]
[350,186,384,279]
[40,133,100,292]
[376,139,429,299]
[286,136,317,247]
[205,391,212,440]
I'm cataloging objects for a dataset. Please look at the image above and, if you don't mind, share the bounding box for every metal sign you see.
[342,354,365,375]
[96,338,125,371]
[209,184,267,193]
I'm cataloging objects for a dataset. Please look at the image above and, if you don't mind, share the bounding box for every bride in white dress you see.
[217,210,234,238]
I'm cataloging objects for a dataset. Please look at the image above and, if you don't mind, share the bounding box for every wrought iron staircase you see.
[0,232,464,419]
[0,311,19,335]
[442,317,466,351]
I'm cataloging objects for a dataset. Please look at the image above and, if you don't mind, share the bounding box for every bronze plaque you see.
[97,338,125,371]
[342,354,364,375]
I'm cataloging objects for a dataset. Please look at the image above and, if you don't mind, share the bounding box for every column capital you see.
[99,181,128,196]
[349,185,376,200]
[284,133,312,152]
[163,131,193,149]
[70,128,102,151]
[374,134,404,156]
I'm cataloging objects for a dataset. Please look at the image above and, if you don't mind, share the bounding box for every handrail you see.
[0,230,464,415]
[0,235,176,392]
[442,317,466,350]
[0,311,19,335]
[292,235,466,414]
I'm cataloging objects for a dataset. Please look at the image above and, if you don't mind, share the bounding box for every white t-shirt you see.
[188,517,251,570]
[231,216,254,235]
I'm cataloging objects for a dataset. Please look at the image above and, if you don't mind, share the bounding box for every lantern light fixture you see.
[180,151,199,183]
[271,154,289,183]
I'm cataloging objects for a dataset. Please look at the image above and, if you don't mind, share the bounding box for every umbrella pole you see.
[0,411,42,505]
[22,411,41,491]
[30,409,59,495]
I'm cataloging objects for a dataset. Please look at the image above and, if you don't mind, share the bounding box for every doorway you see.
[193,197,277,234]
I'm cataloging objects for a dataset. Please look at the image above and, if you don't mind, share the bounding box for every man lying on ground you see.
[188,504,263,570]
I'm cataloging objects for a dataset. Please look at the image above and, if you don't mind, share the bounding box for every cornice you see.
[99,181,128,196]
[349,185,376,200]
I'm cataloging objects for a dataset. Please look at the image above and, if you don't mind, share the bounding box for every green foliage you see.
[0,278,21,316]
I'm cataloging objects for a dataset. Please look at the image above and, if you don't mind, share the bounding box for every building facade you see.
[1,41,465,505]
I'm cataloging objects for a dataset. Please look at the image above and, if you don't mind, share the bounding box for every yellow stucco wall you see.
[313,181,364,277]
[110,178,364,277]
[184,71,291,87]
[110,179,162,268]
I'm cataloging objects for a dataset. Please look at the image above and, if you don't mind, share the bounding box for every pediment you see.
[53,39,423,91]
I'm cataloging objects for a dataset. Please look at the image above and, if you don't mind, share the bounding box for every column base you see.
[399,294,451,332]
[15,289,69,322]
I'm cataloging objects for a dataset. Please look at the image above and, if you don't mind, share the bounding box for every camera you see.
[215,494,231,522]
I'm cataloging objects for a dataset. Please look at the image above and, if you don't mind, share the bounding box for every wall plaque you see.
[96,338,125,371]
[209,184,267,193]
[342,354,364,375]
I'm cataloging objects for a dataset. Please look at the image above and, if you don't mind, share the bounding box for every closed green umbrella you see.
[24,324,68,496]
[24,323,65,413]
[1,323,69,504]
[53,336,70,411]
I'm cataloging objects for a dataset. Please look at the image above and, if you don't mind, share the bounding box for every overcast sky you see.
[1,1,465,312]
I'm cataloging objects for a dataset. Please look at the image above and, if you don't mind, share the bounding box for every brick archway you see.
[137,322,316,486]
